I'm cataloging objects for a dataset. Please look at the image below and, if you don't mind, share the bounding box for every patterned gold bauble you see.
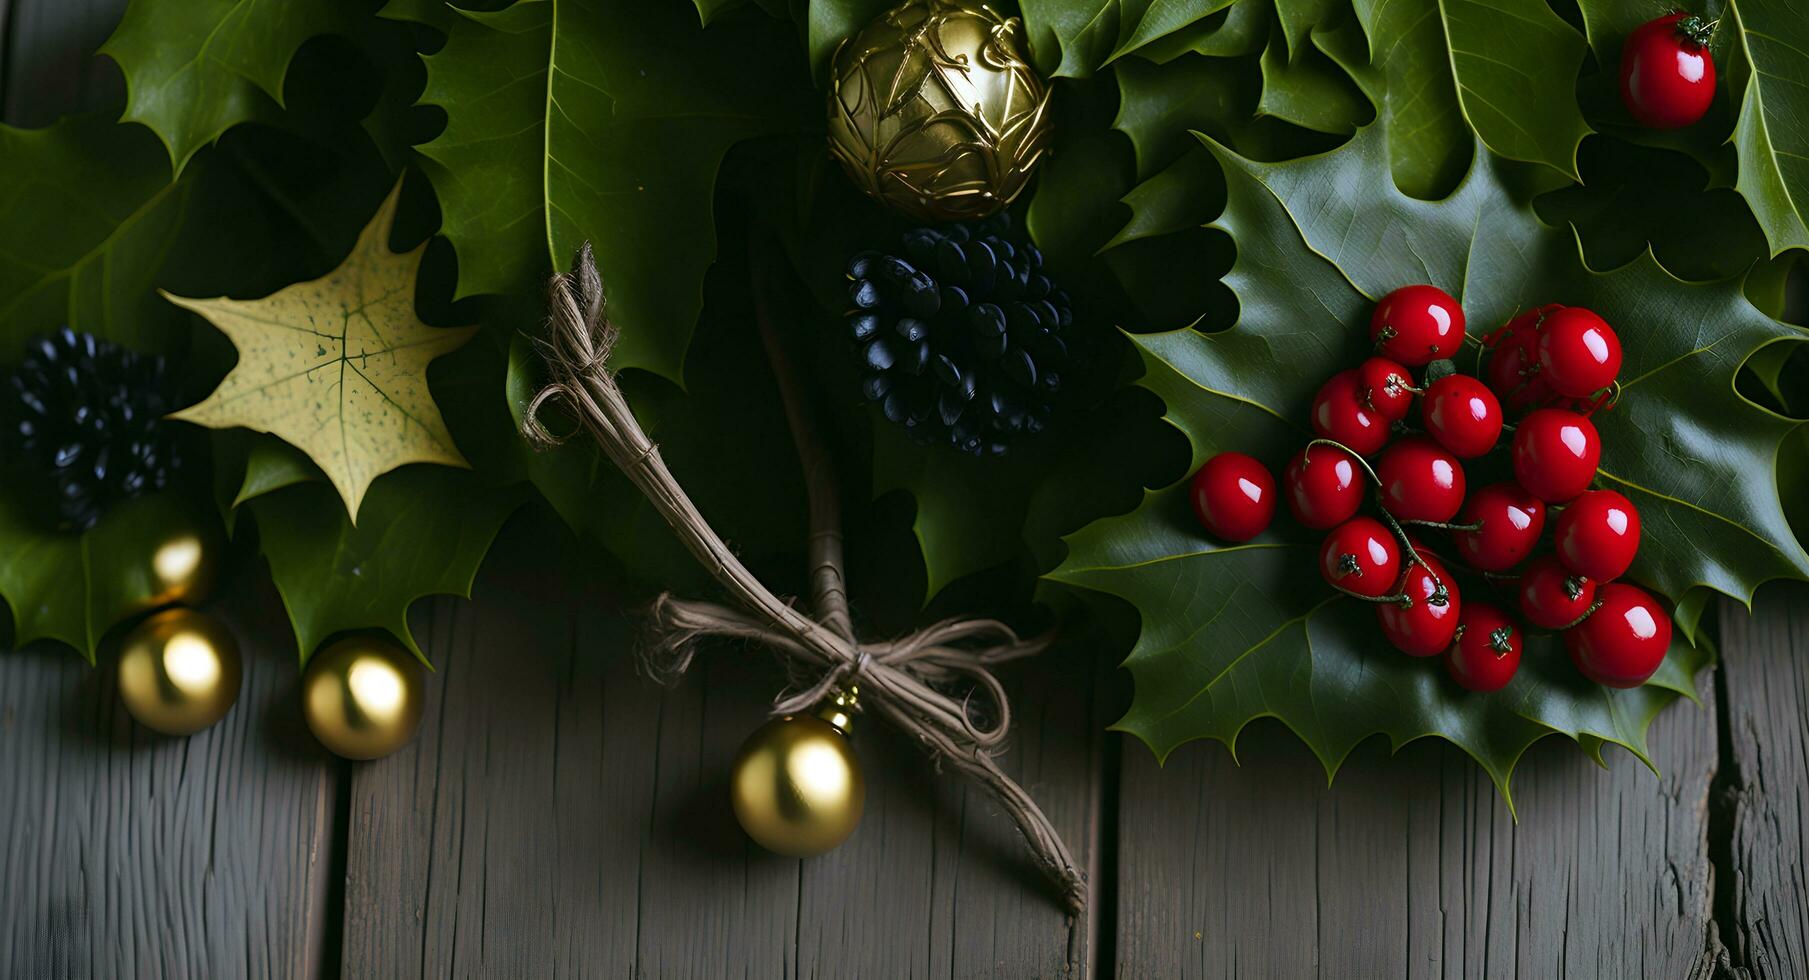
[730,691,865,857]
[301,636,425,760]
[827,0,1051,222]
[117,608,242,735]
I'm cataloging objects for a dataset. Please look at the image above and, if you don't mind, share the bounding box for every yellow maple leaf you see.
[166,182,475,522]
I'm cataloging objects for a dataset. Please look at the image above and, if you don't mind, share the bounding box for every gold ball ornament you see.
[117,608,242,735]
[827,0,1052,222]
[301,636,425,760]
[730,691,865,857]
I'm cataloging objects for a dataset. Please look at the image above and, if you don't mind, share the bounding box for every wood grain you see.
[0,578,340,980]
[1717,587,1809,980]
[1111,692,1721,978]
[341,537,1101,979]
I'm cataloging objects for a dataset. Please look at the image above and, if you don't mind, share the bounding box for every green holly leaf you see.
[1050,125,1807,797]
[1131,0,1270,62]
[1255,29,1366,136]
[1020,0,1233,78]
[0,492,223,662]
[398,0,813,383]
[0,115,191,353]
[244,467,523,662]
[1724,0,1809,255]
[100,0,354,174]
[1321,0,1593,197]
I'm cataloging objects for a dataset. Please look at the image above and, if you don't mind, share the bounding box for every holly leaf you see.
[1320,0,1593,197]
[1050,125,1807,796]
[0,493,222,662]
[244,467,522,661]
[1020,0,1233,78]
[1724,0,1809,255]
[99,0,354,174]
[167,181,475,521]
[398,0,812,383]
[0,115,191,353]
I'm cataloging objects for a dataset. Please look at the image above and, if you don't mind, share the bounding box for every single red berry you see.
[1284,444,1363,530]
[1565,583,1672,687]
[1376,436,1466,523]
[1619,13,1717,129]
[1421,374,1503,458]
[1370,285,1464,366]
[1376,553,1462,657]
[1357,356,1416,421]
[1444,603,1522,692]
[1512,409,1600,502]
[1320,516,1402,598]
[1483,305,1562,412]
[1190,452,1276,542]
[1553,489,1642,581]
[1518,555,1597,630]
[1451,482,1546,571]
[1311,370,1391,456]
[1536,307,1622,398]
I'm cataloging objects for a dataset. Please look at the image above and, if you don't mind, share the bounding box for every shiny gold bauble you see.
[827,0,1052,222]
[119,505,220,611]
[730,694,865,857]
[117,608,242,735]
[301,636,425,760]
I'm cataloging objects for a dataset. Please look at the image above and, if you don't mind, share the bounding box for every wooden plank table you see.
[2,3,1806,976]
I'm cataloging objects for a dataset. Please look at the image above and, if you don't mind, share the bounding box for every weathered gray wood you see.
[342,536,1099,979]
[1113,686,1721,978]
[0,577,341,980]
[1718,588,1809,980]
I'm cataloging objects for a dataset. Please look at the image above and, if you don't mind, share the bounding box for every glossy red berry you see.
[1358,356,1416,421]
[1451,482,1546,571]
[1536,307,1622,398]
[1619,14,1716,130]
[1376,553,1462,657]
[1190,452,1276,542]
[1376,436,1466,523]
[1518,555,1597,630]
[1320,516,1401,598]
[1512,409,1600,502]
[1483,305,1562,412]
[1553,489,1641,581]
[1370,285,1464,366]
[1421,374,1503,458]
[1312,370,1391,456]
[1565,583,1671,687]
[1284,444,1363,530]
[1445,603,1522,692]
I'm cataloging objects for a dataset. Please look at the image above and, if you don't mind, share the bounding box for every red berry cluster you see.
[1188,287,1672,693]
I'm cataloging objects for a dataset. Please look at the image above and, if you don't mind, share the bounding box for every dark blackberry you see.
[842,213,1071,455]
[6,327,183,531]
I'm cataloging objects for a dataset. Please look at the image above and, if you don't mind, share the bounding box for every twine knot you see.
[523,242,1087,917]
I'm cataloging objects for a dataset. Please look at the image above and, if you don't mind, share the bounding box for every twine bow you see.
[523,243,1087,915]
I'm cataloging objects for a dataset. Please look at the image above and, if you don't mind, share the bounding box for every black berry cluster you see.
[843,214,1072,455]
[7,327,183,531]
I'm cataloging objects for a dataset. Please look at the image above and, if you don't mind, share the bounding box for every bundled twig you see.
[522,242,1086,915]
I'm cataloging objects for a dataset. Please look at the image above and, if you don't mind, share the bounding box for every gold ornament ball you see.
[117,608,242,736]
[827,0,1052,222]
[730,701,865,857]
[301,636,425,760]
[132,512,221,611]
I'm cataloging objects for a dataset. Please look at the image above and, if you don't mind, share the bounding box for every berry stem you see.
[1401,518,1483,532]
[1305,437,1382,486]
[1557,598,1605,631]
